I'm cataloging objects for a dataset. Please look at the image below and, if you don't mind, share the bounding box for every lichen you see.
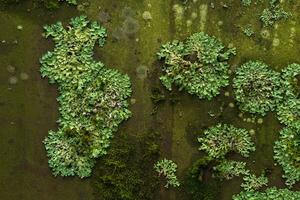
[40,16,132,178]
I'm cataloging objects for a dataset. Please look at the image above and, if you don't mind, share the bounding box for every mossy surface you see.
[1,0,300,200]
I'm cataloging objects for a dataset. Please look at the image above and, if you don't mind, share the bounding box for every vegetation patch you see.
[241,0,251,7]
[154,158,180,188]
[198,123,255,159]
[233,61,283,115]
[260,0,290,27]
[157,32,236,100]
[213,160,248,180]
[277,64,300,128]
[274,126,300,187]
[241,173,268,191]
[233,187,300,199]
[41,16,132,178]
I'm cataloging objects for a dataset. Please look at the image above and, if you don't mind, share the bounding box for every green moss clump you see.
[213,160,248,180]
[241,0,251,7]
[233,187,300,199]
[260,0,289,27]
[233,61,283,116]
[92,132,160,200]
[277,64,300,128]
[241,173,268,191]
[158,32,236,100]
[242,25,254,37]
[198,123,255,159]
[154,158,180,188]
[274,126,300,187]
[41,16,132,178]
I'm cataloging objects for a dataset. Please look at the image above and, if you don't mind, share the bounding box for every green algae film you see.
[1,0,300,200]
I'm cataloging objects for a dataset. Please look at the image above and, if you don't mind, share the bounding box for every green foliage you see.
[154,158,180,188]
[41,16,132,178]
[241,173,268,191]
[241,0,251,6]
[233,187,300,199]
[277,64,300,129]
[92,132,160,200]
[198,123,255,159]
[242,25,254,37]
[158,32,236,100]
[213,160,248,180]
[260,0,289,27]
[213,160,268,191]
[233,61,283,115]
[274,126,300,187]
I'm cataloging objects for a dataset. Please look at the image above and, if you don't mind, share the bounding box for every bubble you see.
[122,17,140,35]
[17,25,23,30]
[77,4,85,12]
[9,76,18,85]
[112,27,126,40]
[249,129,255,135]
[260,29,270,39]
[142,11,152,21]
[122,7,135,18]
[257,118,264,124]
[191,12,198,19]
[229,102,235,108]
[130,98,136,104]
[272,38,280,47]
[224,91,230,97]
[7,65,15,73]
[136,65,148,79]
[99,11,110,23]
[20,72,29,80]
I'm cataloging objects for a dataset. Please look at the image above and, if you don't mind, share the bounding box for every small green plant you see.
[158,32,236,100]
[274,126,300,187]
[241,0,251,6]
[213,160,249,180]
[241,173,268,191]
[198,123,255,159]
[260,0,289,27]
[242,25,254,37]
[233,61,283,115]
[154,158,180,188]
[233,187,300,199]
[41,16,132,178]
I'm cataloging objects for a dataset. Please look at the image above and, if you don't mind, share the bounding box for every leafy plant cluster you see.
[241,0,251,7]
[260,0,290,27]
[273,64,300,187]
[92,132,160,200]
[213,160,248,180]
[198,123,256,159]
[233,61,283,116]
[241,173,268,191]
[154,158,180,188]
[242,25,254,37]
[233,187,300,199]
[196,124,268,192]
[40,16,132,178]
[277,64,300,129]
[158,32,236,100]
[213,160,268,191]
[274,126,300,187]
